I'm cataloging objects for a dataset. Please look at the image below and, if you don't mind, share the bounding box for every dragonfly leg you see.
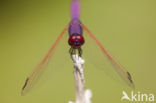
[78,47,82,57]
[69,47,82,58]
[69,47,76,57]
[69,47,73,55]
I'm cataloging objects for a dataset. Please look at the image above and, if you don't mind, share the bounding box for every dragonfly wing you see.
[81,24,134,88]
[21,25,70,95]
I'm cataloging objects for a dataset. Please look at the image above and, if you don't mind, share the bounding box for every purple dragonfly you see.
[22,0,134,95]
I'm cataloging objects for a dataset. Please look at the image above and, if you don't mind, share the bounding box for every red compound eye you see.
[68,34,84,48]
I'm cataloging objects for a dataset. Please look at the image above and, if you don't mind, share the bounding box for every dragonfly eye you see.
[68,34,85,48]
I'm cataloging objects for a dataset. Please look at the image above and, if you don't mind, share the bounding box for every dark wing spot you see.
[127,72,133,84]
[22,78,29,90]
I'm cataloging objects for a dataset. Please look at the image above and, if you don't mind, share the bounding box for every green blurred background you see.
[0,0,156,103]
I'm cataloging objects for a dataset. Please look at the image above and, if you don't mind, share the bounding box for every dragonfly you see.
[22,0,134,95]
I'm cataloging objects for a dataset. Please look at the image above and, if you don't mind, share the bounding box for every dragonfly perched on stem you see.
[21,0,134,95]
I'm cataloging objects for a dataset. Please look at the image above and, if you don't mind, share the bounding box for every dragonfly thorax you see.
[68,19,83,36]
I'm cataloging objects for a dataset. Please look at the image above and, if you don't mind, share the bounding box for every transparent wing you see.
[21,25,71,95]
[81,24,134,88]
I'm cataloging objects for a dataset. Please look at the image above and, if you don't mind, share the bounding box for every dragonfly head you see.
[68,34,84,48]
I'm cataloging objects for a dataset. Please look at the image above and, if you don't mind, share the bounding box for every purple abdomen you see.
[68,19,83,36]
[71,0,80,19]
